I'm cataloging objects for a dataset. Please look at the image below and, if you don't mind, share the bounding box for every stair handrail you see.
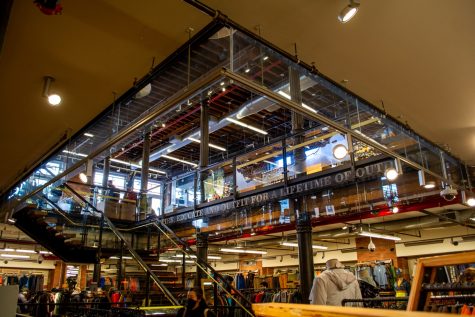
[152,219,255,316]
[61,183,180,306]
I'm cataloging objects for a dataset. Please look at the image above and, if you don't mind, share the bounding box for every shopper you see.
[177,287,215,317]
[309,259,362,306]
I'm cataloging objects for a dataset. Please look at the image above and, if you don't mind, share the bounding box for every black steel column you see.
[93,158,109,284]
[181,246,186,288]
[140,126,152,219]
[289,67,306,175]
[102,156,110,189]
[145,271,151,306]
[199,103,209,203]
[92,212,105,283]
[296,199,314,304]
[196,232,209,285]
[117,241,124,289]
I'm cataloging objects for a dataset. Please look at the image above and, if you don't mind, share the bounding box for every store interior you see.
[1,2,475,316]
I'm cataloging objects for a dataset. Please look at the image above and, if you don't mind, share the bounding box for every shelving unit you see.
[407,251,475,311]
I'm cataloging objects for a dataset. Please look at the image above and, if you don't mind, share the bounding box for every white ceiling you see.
[1,0,474,193]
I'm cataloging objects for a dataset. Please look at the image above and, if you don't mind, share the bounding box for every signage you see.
[162,160,393,225]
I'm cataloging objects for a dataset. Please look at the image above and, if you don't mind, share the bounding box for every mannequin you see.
[395,268,411,297]
[309,259,362,306]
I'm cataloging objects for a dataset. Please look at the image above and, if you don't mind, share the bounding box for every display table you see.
[252,303,454,317]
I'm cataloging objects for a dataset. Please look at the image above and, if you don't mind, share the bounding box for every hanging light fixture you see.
[332,144,348,160]
[338,0,360,23]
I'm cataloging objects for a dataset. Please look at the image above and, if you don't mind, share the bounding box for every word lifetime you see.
[162,160,393,225]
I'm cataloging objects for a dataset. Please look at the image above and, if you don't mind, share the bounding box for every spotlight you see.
[48,94,61,106]
[338,0,360,23]
[384,167,398,181]
[467,197,475,207]
[332,144,348,160]
[42,76,62,106]
[392,206,399,214]
[79,172,88,183]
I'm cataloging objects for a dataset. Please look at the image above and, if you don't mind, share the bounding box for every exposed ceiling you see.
[1,0,474,193]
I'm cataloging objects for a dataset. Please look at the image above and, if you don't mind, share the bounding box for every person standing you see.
[178,287,215,317]
[309,259,362,306]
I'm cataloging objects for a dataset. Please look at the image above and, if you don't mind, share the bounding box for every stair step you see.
[64,238,82,245]
[56,232,76,239]
[30,210,48,218]
[43,217,58,224]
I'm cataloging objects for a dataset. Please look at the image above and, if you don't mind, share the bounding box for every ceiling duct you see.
[148,76,316,163]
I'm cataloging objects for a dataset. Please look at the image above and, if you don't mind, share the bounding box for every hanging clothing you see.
[373,264,388,288]
[19,275,29,289]
[309,268,362,306]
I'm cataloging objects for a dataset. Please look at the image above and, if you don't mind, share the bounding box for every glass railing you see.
[5,19,467,221]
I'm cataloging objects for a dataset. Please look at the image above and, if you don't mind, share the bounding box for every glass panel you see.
[174,173,195,208]
[202,161,234,203]
[286,127,351,180]
[233,30,290,93]
[236,142,284,193]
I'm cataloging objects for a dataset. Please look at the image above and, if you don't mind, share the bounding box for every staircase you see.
[13,204,97,263]
[12,184,255,315]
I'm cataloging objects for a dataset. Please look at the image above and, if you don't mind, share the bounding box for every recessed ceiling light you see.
[84,133,94,138]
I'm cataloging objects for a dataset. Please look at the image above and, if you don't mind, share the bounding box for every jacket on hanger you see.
[309,268,362,306]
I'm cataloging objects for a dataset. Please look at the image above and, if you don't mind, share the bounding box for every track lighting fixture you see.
[42,76,62,106]
[79,172,88,183]
[332,144,348,160]
[384,167,398,181]
[338,0,360,23]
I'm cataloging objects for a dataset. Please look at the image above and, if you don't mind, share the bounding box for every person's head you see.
[259,281,268,289]
[326,259,345,270]
[108,180,113,187]
[187,287,203,302]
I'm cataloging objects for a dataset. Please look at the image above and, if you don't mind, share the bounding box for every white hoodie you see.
[309,268,362,306]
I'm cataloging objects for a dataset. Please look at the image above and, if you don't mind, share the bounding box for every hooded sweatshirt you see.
[309,269,362,306]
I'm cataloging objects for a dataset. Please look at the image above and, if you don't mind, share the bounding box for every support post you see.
[145,271,151,306]
[196,232,209,285]
[117,241,124,289]
[139,126,152,219]
[199,103,209,203]
[296,199,314,304]
[182,246,186,288]
[289,67,306,175]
